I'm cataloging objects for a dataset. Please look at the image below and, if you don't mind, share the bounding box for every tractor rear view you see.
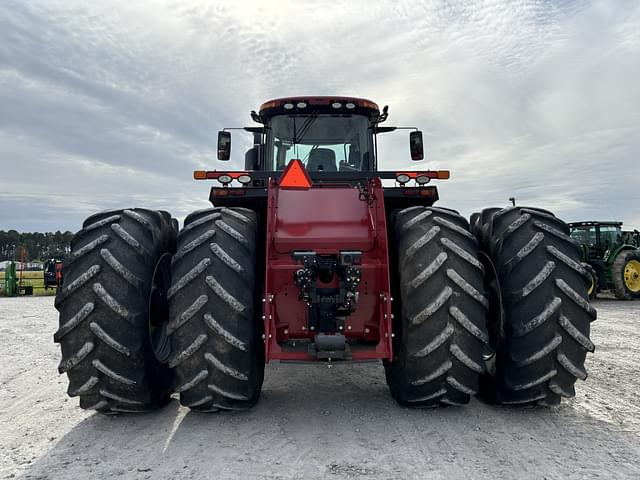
[55,97,596,413]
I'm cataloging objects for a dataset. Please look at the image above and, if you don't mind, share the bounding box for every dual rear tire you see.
[386,205,596,407]
[54,209,177,413]
[56,206,264,414]
[471,206,596,405]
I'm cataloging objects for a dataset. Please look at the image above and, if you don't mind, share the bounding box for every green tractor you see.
[569,221,640,300]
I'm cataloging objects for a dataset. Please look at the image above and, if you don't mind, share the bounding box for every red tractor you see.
[55,97,596,413]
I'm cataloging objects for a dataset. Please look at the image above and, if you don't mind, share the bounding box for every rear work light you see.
[237,174,252,184]
[395,171,451,184]
[396,174,411,184]
[217,174,232,185]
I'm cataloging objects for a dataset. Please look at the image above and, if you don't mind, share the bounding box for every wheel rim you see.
[478,251,503,375]
[148,253,172,363]
[587,272,595,296]
[623,259,640,293]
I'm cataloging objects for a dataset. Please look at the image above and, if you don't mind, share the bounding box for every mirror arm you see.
[221,127,264,133]
[374,126,419,134]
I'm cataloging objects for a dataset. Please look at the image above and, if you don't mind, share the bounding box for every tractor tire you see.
[167,207,264,411]
[612,250,640,299]
[385,206,489,407]
[584,263,598,300]
[478,206,597,406]
[54,208,177,413]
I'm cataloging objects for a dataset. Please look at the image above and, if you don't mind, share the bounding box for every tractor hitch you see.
[292,250,362,334]
[309,333,349,360]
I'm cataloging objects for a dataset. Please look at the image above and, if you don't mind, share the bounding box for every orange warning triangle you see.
[279,159,313,189]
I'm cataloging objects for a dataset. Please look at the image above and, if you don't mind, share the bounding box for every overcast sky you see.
[0,0,638,233]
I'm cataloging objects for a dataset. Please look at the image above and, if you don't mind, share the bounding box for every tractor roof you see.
[568,221,623,227]
[258,96,380,120]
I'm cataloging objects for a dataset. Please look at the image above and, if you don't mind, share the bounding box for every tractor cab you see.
[202,96,446,213]
[216,96,424,173]
[569,221,624,260]
[259,97,380,173]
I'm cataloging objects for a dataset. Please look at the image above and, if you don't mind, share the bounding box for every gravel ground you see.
[0,296,639,480]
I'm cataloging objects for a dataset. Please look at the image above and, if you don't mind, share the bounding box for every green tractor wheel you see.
[612,250,640,300]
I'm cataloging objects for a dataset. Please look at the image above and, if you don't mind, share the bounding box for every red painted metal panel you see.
[273,187,375,253]
[263,179,393,363]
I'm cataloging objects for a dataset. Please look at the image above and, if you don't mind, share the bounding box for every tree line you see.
[0,230,74,262]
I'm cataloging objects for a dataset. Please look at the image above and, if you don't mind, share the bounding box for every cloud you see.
[0,0,638,232]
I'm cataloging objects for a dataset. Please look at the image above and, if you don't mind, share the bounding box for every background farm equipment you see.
[0,261,43,296]
[569,221,640,300]
[44,258,64,289]
[55,96,595,414]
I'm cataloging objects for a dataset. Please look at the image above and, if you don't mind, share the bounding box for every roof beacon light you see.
[296,102,307,109]
[237,174,252,184]
[396,174,411,185]
[217,174,232,185]
[361,100,379,110]
[283,103,295,110]
[415,175,430,185]
[331,102,342,109]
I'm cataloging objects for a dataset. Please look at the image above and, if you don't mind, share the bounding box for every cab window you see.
[267,114,372,172]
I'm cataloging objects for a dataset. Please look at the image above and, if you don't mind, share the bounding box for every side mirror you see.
[217,131,231,161]
[409,131,424,161]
